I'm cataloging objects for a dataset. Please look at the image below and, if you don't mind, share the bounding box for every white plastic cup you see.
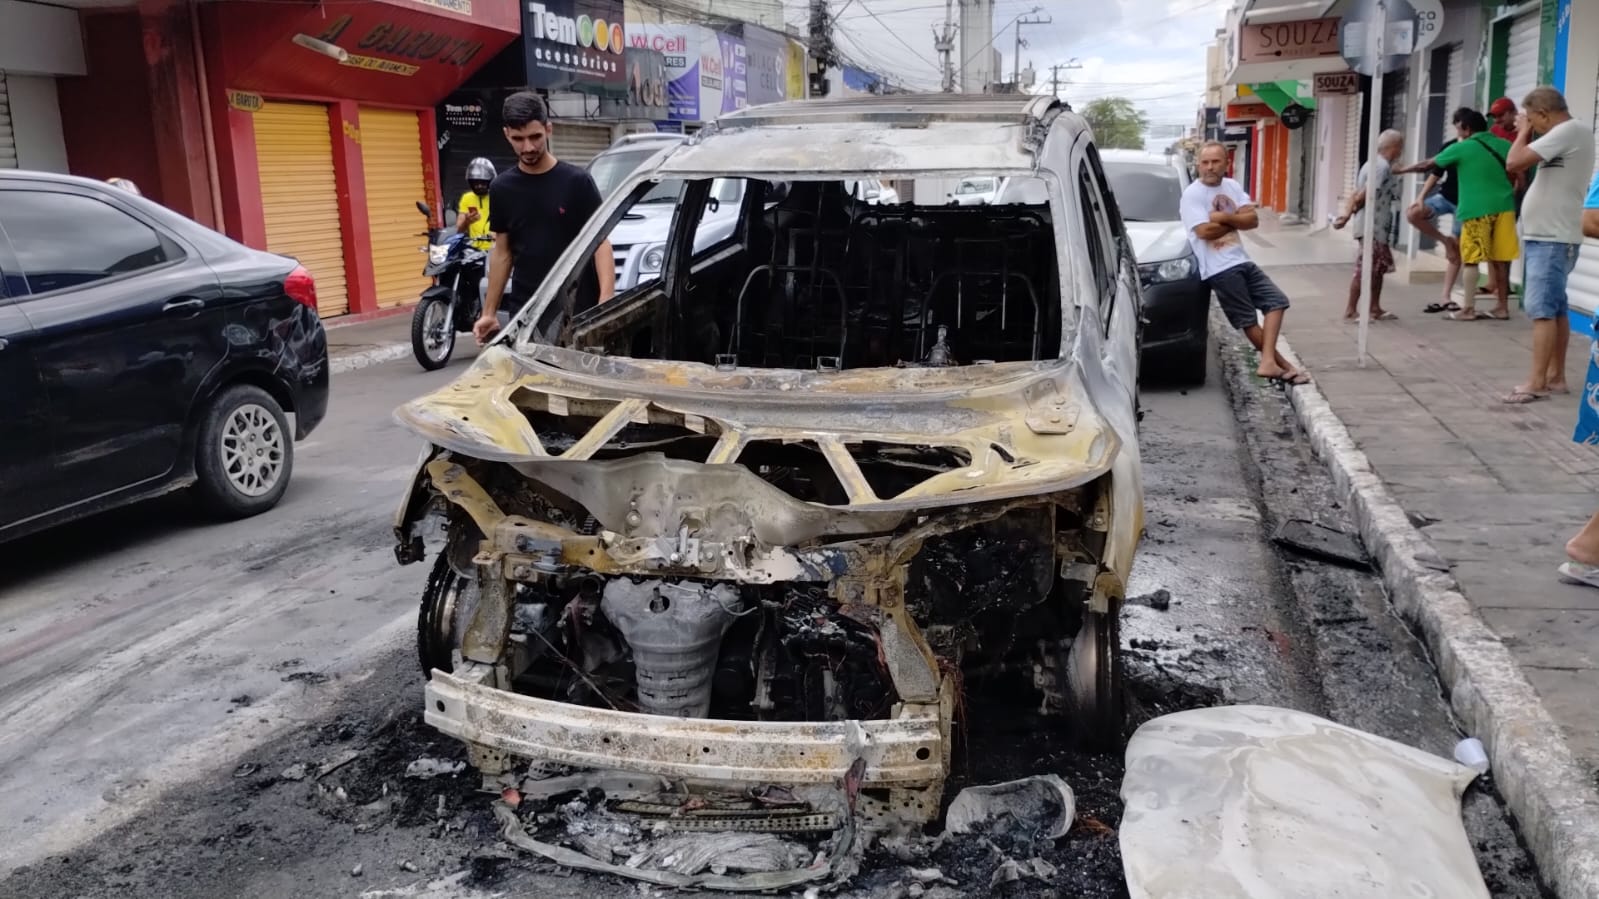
[1455,737,1489,774]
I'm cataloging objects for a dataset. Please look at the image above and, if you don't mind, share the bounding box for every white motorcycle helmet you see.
[106,177,142,196]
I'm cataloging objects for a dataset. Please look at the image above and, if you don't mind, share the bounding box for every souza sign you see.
[523,0,625,95]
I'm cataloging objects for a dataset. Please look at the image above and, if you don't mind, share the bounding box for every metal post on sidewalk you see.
[1404,59,1430,271]
[1357,2,1385,368]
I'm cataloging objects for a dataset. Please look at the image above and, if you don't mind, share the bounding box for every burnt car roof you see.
[652,93,1082,177]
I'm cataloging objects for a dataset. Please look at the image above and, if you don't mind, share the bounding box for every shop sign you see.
[739,24,787,105]
[1224,100,1273,121]
[600,47,669,119]
[1238,16,1341,65]
[1313,71,1358,95]
[786,40,806,100]
[343,53,421,76]
[226,89,263,112]
[716,33,747,114]
[442,98,486,130]
[411,0,472,14]
[316,13,487,67]
[635,24,716,121]
[523,0,625,96]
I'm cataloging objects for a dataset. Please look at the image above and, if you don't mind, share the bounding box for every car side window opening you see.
[0,190,176,295]
[540,174,1063,372]
[1077,168,1111,294]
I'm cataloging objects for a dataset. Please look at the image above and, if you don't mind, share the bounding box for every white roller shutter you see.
[1342,94,1362,198]
[1567,99,1599,321]
[553,123,612,167]
[0,72,16,170]
[1503,10,1539,109]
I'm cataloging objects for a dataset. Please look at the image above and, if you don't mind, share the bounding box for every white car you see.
[396,96,1145,863]
[589,135,745,291]
[950,176,999,205]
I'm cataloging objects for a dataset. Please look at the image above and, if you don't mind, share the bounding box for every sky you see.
[778,0,1233,139]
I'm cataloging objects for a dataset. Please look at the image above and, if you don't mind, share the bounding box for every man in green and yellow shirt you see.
[1418,109,1517,320]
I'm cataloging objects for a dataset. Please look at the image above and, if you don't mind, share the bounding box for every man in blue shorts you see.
[1401,107,1476,312]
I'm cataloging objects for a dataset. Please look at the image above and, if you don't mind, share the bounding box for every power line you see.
[854,0,946,75]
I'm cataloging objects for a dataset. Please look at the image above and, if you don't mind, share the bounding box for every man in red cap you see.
[1490,97,1519,140]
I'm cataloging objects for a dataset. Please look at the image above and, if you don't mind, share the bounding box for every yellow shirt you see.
[457,191,492,246]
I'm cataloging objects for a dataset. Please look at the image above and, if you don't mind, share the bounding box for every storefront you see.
[1224,99,1275,201]
[1222,9,1350,218]
[183,1,519,317]
[47,1,509,316]
[0,0,83,172]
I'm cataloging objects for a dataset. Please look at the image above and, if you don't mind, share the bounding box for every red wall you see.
[57,12,161,201]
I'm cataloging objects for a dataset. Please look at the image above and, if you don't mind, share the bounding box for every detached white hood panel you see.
[1120,705,1489,899]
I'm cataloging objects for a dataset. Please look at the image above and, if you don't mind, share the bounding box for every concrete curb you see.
[330,343,412,375]
[1209,305,1599,899]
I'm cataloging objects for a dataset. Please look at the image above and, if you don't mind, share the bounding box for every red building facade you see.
[57,0,518,318]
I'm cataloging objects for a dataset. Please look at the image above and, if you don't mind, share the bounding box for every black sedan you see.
[1100,150,1210,386]
[0,170,329,543]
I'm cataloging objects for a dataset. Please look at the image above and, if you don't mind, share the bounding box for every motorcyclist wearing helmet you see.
[106,177,142,196]
[456,157,496,249]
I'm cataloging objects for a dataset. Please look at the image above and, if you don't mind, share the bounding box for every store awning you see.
[1224,0,1354,86]
[1244,81,1317,113]
[207,0,521,107]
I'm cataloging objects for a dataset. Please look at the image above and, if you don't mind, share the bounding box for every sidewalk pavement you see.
[1242,219,1599,896]
[325,308,416,373]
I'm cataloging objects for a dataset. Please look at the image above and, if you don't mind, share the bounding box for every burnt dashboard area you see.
[561,180,1063,371]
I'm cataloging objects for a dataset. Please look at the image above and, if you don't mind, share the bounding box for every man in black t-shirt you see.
[1398,107,1477,311]
[474,91,615,345]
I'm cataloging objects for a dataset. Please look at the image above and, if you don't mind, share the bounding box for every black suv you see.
[0,171,330,542]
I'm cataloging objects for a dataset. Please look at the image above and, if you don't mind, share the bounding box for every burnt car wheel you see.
[1064,600,1123,747]
[194,384,293,518]
[417,550,478,677]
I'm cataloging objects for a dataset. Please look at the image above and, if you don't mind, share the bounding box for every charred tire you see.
[193,384,293,519]
[412,295,456,371]
[417,551,476,677]
[1064,600,1124,748]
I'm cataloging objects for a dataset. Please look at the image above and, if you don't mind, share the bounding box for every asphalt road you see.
[0,350,474,872]
[0,345,1547,898]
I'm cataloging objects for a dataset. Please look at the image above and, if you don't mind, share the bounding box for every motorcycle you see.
[410,201,490,371]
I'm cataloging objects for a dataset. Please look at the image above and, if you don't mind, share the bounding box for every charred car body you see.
[392,95,1145,827]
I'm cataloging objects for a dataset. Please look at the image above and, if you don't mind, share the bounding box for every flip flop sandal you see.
[1558,561,1599,589]
[1373,312,1398,321]
[1264,371,1312,386]
[1485,312,1511,321]
[1445,310,1481,321]
[1423,302,1460,313]
[1501,390,1547,404]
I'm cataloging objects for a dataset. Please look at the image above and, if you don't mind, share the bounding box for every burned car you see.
[392,95,1145,833]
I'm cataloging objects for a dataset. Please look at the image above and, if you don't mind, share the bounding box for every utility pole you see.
[933,0,957,92]
[1048,58,1081,100]
[808,0,836,97]
[1012,11,1051,85]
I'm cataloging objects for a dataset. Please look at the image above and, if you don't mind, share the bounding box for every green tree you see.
[1081,97,1148,150]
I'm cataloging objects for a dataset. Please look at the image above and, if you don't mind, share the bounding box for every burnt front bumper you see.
[427,664,947,788]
